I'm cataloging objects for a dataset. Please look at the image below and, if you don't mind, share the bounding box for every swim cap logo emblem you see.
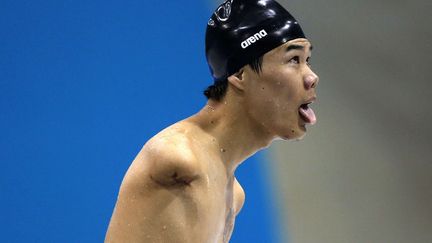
[215,0,233,22]
[241,29,268,49]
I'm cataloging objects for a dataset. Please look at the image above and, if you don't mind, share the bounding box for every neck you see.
[187,91,275,174]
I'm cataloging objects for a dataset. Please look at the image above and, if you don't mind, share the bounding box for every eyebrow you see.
[286,44,313,52]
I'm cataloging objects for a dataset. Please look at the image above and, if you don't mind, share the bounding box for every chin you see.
[293,134,306,141]
[278,127,306,141]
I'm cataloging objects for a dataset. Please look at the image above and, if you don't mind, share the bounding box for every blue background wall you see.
[0,1,281,242]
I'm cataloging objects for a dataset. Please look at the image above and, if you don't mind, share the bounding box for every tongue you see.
[299,106,317,125]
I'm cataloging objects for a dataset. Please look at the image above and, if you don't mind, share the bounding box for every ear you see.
[227,68,245,92]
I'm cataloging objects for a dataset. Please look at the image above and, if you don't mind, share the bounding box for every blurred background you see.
[0,0,431,242]
[270,0,432,242]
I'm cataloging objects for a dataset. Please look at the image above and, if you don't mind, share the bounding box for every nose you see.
[304,73,319,90]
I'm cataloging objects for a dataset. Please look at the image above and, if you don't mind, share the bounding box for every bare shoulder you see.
[105,124,205,243]
[139,124,202,187]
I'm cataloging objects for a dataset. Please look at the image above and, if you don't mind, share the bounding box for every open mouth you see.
[299,102,317,125]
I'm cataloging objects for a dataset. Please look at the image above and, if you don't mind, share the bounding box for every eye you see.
[288,56,300,64]
[306,56,312,66]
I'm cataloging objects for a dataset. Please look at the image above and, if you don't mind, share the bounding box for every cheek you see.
[264,82,302,130]
[245,70,302,125]
[247,86,298,126]
[243,88,278,128]
[268,80,299,109]
[263,67,299,97]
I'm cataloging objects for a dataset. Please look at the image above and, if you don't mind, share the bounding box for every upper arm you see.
[105,135,201,242]
[142,136,200,187]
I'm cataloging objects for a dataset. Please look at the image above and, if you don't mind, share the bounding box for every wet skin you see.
[240,38,318,140]
[105,38,318,243]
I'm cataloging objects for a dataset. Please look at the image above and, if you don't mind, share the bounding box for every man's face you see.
[242,38,319,140]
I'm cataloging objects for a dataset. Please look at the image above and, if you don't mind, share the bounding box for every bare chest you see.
[191,169,244,242]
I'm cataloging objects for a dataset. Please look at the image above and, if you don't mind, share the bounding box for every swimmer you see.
[105,0,319,242]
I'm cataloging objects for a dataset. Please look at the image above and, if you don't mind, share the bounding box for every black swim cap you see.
[206,0,306,81]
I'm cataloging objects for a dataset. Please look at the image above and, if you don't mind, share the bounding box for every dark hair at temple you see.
[204,56,263,101]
